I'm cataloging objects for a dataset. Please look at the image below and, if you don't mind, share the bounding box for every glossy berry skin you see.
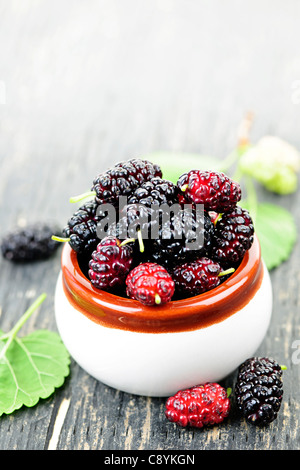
[88,236,134,292]
[173,257,224,298]
[165,383,231,428]
[63,200,104,254]
[107,203,152,241]
[235,357,284,426]
[117,158,162,184]
[1,223,60,262]
[92,159,162,206]
[126,262,175,306]
[177,170,241,213]
[211,206,254,267]
[177,192,190,207]
[128,177,179,207]
[151,209,215,269]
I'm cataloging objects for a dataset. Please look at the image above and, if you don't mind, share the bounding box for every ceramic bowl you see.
[54,235,272,397]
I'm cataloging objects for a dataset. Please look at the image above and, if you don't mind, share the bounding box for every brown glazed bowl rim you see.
[60,234,263,333]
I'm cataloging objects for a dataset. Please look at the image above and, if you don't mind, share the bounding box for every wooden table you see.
[0,0,299,451]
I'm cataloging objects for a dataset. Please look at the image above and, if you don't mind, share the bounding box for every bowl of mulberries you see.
[53,158,273,397]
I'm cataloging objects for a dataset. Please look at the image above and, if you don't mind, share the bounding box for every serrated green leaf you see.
[0,329,70,416]
[241,201,297,270]
[144,152,221,183]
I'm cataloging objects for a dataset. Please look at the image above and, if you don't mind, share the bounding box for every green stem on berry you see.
[181,184,189,192]
[51,235,70,243]
[155,294,161,305]
[213,213,223,226]
[137,230,145,253]
[0,294,47,360]
[120,238,136,247]
[218,267,235,278]
[281,365,287,371]
[226,387,232,398]
[69,191,96,204]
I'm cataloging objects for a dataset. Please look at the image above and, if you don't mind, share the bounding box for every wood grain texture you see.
[0,0,300,450]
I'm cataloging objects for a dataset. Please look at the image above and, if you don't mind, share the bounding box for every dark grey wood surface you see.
[0,0,300,451]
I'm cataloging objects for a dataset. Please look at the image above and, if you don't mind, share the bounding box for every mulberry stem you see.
[137,230,144,253]
[218,267,235,277]
[120,238,136,247]
[69,191,96,204]
[181,184,189,192]
[51,235,70,243]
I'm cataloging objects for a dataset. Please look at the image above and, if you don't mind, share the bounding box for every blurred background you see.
[1,0,300,228]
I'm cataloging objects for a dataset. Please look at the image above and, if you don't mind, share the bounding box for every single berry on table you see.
[1,223,61,261]
[177,170,241,213]
[126,262,175,306]
[165,383,231,428]
[235,357,284,426]
[211,206,254,267]
[173,257,235,298]
[88,236,134,292]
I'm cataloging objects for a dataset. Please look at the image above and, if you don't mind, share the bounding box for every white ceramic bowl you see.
[54,235,272,397]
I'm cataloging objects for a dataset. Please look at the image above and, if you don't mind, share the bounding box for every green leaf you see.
[241,201,297,270]
[144,152,221,183]
[0,295,70,416]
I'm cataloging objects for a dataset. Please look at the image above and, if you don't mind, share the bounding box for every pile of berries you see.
[55,158,255,306]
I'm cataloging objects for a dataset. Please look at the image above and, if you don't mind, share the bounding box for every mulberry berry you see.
[173,257,234,298]
[128,177,179,207]
[62,200,105,254]
[165,383,231,428]
[235,357,284,426]
[150,208,215,269]
[1,223,61,262]
[126,262,175,306]
[211,206,254,267]
[177,170,241,213]
[92,159,162,206]
[88,236,134,292]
